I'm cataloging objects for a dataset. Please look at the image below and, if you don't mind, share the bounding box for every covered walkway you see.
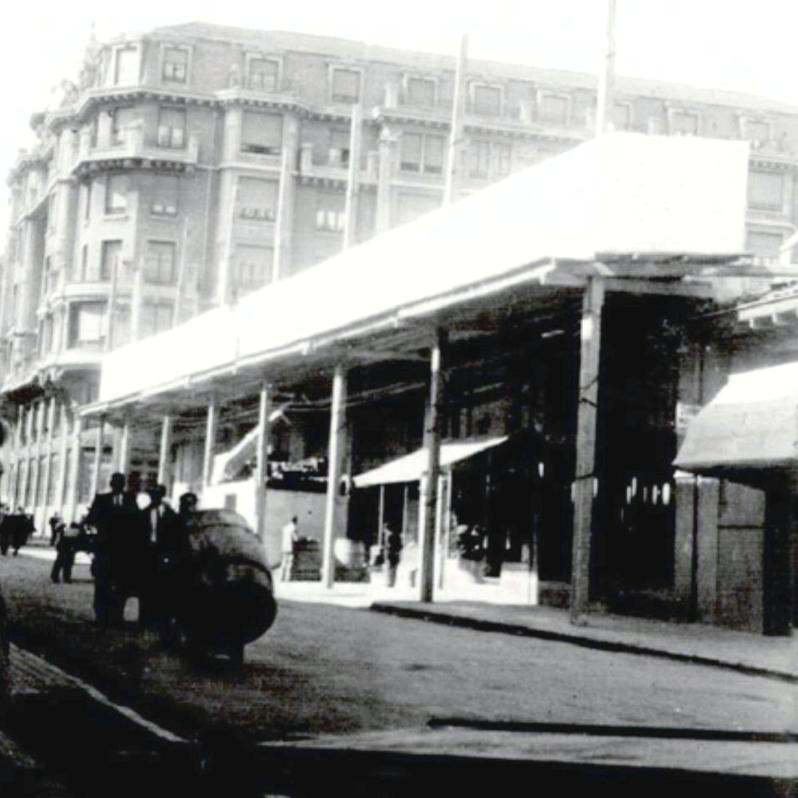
[78,131,757,623]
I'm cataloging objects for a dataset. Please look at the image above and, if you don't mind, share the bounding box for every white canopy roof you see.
[95,132,749,409]
[353,436,508,487]
[675,361,798,480]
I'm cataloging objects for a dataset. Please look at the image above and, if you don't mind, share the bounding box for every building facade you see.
[1,21,797,535]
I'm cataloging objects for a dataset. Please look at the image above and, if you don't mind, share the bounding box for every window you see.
[424,135,444,174]
[113,46,139,86]
[150,175,179,216]
[329,129,350,167]
[400,133,444,174]
[539,94,569,125]
[140,300,174,339]
[157,107,186,149]
[331,68,361,103]
[110,107,135,146]
[493,142,512,177]
[241,112,282,155]
[400,133,422,172]
[233,245,273,294]
[236,177,278,221]
[248,58,279,91]
[671,111,698,136]
[468,139,491,179]
[472,85,502,116]
[100,240,122,281]
[406,77,436,107]
[144,241,176,285]
[315,193,346,232]
[162,47,188,83]
[746,230,783,258]
[748,171,784,211]
[105,174,128,214]
[68,302,106,348]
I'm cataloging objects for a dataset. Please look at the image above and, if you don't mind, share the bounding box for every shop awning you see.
[353,436,508,488]
[674,361,798,483]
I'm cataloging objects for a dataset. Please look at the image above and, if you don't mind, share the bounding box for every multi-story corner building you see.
[1,21,798,530]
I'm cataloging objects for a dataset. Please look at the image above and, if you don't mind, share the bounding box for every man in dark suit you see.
[139,484,182,630]
[86,472,134,625]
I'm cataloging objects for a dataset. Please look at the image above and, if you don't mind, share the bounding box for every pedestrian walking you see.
[85,472,136,626]
[385,524,403,587]
[51,521,79,583]
[280,516,299,581]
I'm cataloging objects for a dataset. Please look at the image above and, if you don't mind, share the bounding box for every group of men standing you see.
[86,471,193,629]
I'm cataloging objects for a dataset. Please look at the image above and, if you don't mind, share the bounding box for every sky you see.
[2,0,798,236]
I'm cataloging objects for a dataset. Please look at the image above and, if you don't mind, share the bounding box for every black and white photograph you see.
[0,1,796,795]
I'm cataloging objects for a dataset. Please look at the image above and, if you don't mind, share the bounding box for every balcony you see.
[71,126,200,177]
[297,143,378,187]
[215,83,308,115]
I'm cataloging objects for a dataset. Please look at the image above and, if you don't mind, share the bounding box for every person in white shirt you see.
[280,516,299,581]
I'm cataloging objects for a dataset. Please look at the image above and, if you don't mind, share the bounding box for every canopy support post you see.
[418,328,447,603]
[322,364,347,589]
[254,382,272,545]
[570,277,605,623]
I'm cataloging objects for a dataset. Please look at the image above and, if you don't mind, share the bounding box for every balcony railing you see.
[72,126,200,176]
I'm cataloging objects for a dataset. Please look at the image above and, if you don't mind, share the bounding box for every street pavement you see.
[0,549,797,794]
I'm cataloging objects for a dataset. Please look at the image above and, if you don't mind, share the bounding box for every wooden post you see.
[116,418,131,476]
[157,414,174,488]
[418,329,447,602]
[39,397,57,528]
[31,401,46,520]
[570,277,605,622]
[90,416,105,497]
[66,414,83,522]
[56,403,69,513]
[342,104,362,250]
[443,34,468,205]
[378,484,386,552]
[595,0,618,136]
[436,471,448,590]
[762,478,794,636]
[202,397,218,487]
[401,483,409,537]
[322,364,347,588]
[254,382,271,543]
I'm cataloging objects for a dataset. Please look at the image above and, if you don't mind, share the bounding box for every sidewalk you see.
[276,578,798,682]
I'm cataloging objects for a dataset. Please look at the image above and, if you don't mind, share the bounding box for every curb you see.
[370,603,798,684]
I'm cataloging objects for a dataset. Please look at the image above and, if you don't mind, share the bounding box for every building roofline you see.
[150,22,798,117]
